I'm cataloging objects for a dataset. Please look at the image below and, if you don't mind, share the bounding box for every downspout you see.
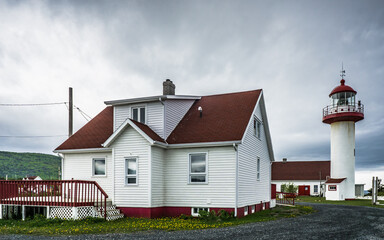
[233,143,238,217]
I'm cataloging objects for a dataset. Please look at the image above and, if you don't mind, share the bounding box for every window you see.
[132,107,145,123]
[251,205,255,213]
[256,157,260,181]
[93,158,106,176]
[253,116,261,139]
[244,206,248,216]
[328,185,337,191]
[191,207,209,217]
[314,185,318,193]
[189,153,207,183]
[125,158,137,185]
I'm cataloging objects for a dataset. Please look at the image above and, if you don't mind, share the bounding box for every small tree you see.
[281,183,298,194]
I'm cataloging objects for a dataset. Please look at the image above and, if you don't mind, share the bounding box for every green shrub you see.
[281,183,298,194]
[217,210,234,221]
[198,210,217,222]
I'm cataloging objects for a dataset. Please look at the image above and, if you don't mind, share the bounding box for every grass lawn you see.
[296,196,384,208]
[0,205,314,235]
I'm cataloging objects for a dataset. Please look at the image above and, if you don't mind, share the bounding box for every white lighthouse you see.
[322,71,364,200]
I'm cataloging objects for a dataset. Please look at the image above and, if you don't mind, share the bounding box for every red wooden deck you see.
[0,180,108,219]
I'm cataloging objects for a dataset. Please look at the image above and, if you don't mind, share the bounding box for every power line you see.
[0,102,67,107]
[0,135,67,138]
[74,105,92,122]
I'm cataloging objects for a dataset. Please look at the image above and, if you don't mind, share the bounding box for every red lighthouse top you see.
[322,79,364,124]
[329,79,357,97]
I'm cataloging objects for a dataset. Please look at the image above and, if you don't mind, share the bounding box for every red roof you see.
[272,161,330,181]
[326,178,346,183]
[329,79,357,97]
[167,90,261,144]
[55,89,262,150]
[55,107,113,150]
[130,120,166,143]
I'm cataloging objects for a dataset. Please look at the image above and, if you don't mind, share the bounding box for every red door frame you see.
[298,185,310,196]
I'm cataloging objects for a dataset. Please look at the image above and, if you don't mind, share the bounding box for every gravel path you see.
[1,203,384,240]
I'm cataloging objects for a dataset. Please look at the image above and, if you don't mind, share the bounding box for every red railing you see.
[0,180,108,219]
[323,103,364,117]
[276,192,296,205]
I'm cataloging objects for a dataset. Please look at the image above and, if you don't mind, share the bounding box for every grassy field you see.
[296,196,384,208]
[0,205,314,235]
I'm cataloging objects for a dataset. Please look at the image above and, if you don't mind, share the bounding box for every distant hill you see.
[0,151,61,180]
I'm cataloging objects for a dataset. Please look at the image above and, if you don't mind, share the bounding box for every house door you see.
[298,185,310,196]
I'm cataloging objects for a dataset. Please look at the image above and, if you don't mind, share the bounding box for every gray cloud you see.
[0,0,383,179]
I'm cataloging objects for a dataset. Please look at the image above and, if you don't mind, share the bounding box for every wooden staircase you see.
[95,200,124,221]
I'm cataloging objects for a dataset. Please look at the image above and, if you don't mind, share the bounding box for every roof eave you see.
[53,148,112,154]
[154,140,241,149]
[103,119,155,147]
[104,95,201,106]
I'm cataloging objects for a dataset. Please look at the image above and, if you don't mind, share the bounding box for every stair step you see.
[96,205,116,211]
[106,213,124,221]
[94,200,113,207]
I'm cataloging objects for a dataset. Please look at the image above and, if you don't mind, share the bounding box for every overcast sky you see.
[0,0,383,188]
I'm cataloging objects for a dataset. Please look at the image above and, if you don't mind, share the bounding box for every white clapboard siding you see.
[147,101,164,138]
[238,101,271,207]
[62,152,114,202]
[164,146,236,208]
[112,127,150,207]
[151,146,165,207]
[114,105,130,130]
[114,102,164,138]
[164,99,195,138]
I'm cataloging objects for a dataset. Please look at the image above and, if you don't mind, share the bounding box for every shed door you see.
[298,185,310,196]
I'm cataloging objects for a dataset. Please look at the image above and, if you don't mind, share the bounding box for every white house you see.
[271,160,330,196]
[22,176,43,181]
[54,80,275,218]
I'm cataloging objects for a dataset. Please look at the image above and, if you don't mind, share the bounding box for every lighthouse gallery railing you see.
[323,103,364,118]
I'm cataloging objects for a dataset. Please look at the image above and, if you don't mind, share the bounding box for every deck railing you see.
[0,180,108,219]
[276,192,296,205]
[323,103,364,118]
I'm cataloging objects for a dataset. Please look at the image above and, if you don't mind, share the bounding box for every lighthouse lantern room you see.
[322,71,364,200]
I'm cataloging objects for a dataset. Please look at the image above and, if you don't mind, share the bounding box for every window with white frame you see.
[93,158,106,176]
[191,207,209,217]
[251,205,255,213]
[253,116,262,139]
[189,153,207,183]
[244,206,248,216]
[132,107,146,123]
[314,185,319,193]
[125,157,137,185]
[256,157,260,181]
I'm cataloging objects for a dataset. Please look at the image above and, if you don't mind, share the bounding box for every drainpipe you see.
[233,143,238,217]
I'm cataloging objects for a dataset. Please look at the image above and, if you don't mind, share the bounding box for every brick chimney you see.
[163,79,175,95]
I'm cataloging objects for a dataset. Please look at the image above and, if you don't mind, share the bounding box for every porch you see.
[0,180,112,220]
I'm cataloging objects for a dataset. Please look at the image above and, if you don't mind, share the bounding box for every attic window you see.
[254,116,261,139]
[132,107,146,123]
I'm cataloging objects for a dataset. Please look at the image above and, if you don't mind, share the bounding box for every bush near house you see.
[281,183,298,194]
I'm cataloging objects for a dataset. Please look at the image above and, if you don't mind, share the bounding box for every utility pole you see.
[69,87,73,137]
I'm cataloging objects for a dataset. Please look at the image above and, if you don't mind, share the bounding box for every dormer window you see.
[132,107,146,123]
